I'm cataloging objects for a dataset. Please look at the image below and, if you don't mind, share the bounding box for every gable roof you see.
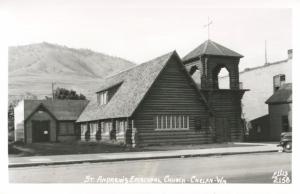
[183,39,243,62]
[24,100,89,121]
[76,51,210,122]
[266,83,292,105]
[76,52,174,122]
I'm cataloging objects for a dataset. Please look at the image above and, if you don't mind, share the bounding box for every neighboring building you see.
[266,83,292,141]
[219,49,292,141]
[77,40,247,146]
[14,100,88,143]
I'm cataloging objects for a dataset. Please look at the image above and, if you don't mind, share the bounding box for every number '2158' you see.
[273,176,291,184]
[272,170,291,184]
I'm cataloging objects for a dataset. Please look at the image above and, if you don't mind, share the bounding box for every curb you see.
[8,149,278,168]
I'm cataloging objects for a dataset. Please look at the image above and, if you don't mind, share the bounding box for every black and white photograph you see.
[0,0,298,193]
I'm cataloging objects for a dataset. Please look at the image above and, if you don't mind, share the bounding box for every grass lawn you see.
[9,142,133,157]
[8,141,261,157]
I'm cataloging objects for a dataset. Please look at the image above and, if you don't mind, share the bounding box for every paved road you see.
[9,152,291,183]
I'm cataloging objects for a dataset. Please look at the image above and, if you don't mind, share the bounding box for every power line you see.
[265,40,268,65]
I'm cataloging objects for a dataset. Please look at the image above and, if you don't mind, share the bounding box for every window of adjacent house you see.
[273,74,286,92]
[156,115,189,130]
[281,115,290,132]
[97,91,108,105]
[116,120,127,134]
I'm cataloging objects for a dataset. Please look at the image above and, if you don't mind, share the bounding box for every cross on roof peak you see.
[203,17,213,40]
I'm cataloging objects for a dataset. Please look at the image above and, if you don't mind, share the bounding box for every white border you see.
[1,0,299,194]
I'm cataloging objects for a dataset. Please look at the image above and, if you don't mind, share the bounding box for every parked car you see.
[278,132,292,152]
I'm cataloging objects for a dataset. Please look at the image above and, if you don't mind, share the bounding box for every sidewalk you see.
[8,142,279,168]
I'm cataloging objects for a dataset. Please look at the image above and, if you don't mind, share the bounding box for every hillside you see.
[9,42,136,101]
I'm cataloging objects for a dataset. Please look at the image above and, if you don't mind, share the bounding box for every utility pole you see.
[204,17,213,40]
[52,59,56,100]
[52,82,55,100]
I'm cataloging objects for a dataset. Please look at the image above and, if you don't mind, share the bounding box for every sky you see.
[1,0,293,71]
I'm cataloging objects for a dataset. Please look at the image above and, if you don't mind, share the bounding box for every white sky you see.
[2,0,293,70]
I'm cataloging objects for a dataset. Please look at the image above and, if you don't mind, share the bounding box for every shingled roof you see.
[183,39,243,62]
[77,51,209,122]
[76,52,175,122]
[266,83,292,105]
[24,100,89,121]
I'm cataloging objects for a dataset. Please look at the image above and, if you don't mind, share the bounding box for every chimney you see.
[288,49,293,60]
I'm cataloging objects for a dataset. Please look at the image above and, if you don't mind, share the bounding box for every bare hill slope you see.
[9,42,136,100]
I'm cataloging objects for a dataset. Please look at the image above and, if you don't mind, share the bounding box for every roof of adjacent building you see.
[266,83,292,104]
[23,99,89,121]
[76,51,208,122]
[183,39,243,62]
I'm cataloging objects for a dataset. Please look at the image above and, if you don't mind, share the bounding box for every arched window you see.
[212,65,230,89]
[218,68,230,89]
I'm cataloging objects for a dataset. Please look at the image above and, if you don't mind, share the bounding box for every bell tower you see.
[183,40,243,90]
[183,40,247,143]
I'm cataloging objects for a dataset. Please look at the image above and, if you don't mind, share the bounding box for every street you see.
[9,152,291,183]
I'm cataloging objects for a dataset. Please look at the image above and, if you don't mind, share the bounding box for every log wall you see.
[132,56,213,146]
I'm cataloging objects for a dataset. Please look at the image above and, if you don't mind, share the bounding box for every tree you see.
[54,87,86,100]
[8,103,15,129]
[8,94,37,141]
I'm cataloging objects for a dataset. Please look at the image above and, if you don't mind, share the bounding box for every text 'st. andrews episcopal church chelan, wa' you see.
[14,40,248,146]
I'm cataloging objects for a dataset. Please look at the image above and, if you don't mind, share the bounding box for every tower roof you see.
[183,40,243,62]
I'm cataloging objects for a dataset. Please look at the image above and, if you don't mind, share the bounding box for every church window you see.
[97,91,108,105]
[102,121,112,134]
[215,66,230,89]
[116,120,127,134]
[89,122,98,138]
[155,115,189,130]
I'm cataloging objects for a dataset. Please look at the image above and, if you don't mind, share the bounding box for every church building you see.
[77,40,247,146]
[14,40,247,146]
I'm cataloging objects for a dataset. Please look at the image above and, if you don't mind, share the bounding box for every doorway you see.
[32,120,50,142]
[215,118,230,142]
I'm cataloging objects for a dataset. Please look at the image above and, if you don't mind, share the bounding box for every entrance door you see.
[32,121,50,142]
[215,118,230,142]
